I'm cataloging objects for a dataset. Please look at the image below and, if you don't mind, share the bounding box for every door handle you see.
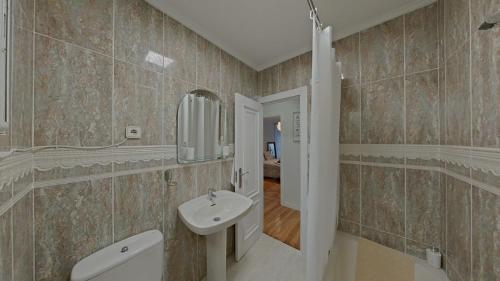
[238,168,249,189]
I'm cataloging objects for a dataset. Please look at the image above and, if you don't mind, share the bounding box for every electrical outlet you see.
[125,126,142,139]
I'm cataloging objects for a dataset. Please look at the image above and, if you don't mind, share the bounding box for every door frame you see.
[258,86,308,255]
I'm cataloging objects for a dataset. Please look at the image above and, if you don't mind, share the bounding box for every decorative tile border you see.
[341,144,500,176]
[0,153,32,191]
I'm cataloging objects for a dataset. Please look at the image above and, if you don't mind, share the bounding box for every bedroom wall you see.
[263,97,301,210]
[0,0,258,280]
[264,116,281,158]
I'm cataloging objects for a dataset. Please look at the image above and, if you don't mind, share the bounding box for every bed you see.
[264,152,281,179]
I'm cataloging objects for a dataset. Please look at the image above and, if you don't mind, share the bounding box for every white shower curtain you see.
[306,23,342,281]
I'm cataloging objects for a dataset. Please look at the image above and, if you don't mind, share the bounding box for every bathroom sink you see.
[178,190,253,236]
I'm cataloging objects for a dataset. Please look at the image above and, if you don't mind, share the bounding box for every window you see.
[0,0,9,134]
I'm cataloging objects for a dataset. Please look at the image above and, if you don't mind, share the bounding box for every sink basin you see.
[178,190,253,235]
[178,190,253,281]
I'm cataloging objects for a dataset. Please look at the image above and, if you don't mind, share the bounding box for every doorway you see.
[259,86,308,252]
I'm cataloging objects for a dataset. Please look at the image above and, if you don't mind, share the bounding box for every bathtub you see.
[323,232,449,281]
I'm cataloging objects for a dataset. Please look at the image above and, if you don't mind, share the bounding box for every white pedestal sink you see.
[178,190,253,281]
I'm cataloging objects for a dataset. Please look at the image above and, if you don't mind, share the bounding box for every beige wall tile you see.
[361,166,405,235]
[0,210,12,281]
[164,16,197,84]
[406,70,439,144]
[35,0,113,55]
[335,33,360,87]
[10,27,33,149]
[114,0,164,73]
[472,187,500,281]
[278,56,300,92]
[405,4,438,74]
[34,35,113,147]
[113,60,162,146]
[340,85,361,144]
[361,226,405,252]
[258,65,279,97]
[360,16,404,82]
[12,191,33,281]
[35,179,113,281]
[196,36,221,93]
[113,171,163,241]
[361,78,404,144]
[445,44,471,146]
[446,176,471,281]
[406,169,444,250]
[340,164,360,222]
[444,0,470,59]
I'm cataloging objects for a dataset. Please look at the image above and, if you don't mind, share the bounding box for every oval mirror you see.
[177,90,227,163]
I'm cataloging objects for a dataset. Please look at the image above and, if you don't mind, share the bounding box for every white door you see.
[234,94,263,261]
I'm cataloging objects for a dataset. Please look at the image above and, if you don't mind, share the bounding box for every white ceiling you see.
[146,0,435,71]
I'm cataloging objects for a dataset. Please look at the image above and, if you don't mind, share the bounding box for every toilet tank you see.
[71,230,163,281]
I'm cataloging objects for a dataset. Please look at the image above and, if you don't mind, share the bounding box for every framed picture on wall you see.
[267,142,277,158]
[293,112,300,142]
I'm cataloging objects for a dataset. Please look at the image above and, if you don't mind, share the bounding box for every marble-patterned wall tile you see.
[12,0,33,30]
[445,44,471,146]
[0,210,12,281]
[360,16,404,82]
[446,176,471,281]
[298,51,312,88]
[340,164,360,222]
[114,0,163,73]
[164,167,198,280]
[240,62,258,98]
[227,226,235,257]
[114,60,162,146]
[471,5,500,147]
[258,65,279,96]
[197,162,222,194]
[278,56,301,92]
[472,187,500,281]
[361,166,405,235]
[12,191,33,281]
[221,51,241,97]
[164,76,193,145]
[197,36,221,93]
[164,16,197,84]
[340,85,361,144]
[334,33,360,87]
[360,226,405,252]
[338,219,361,236]
[35,0,112,55]
[439,67,446,145]
[406,169,444,252]
[406,70,439,144]
[197,235,207,280]
[226,92,235,144]
[444,0,470,59]
[10,27,33,149]
[221,159,234,191]
[405,3,438,74]
[34,35,113,147]
[438,0,445,66]
[35,179,113,281]
[361,78,404,144]
[114,171,163,241]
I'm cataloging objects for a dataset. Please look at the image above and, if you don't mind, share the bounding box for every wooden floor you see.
[263,178,301,250]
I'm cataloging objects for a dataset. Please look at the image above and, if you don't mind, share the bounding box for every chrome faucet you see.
[208,188,217,205]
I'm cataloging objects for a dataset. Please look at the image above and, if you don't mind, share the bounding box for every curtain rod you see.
[307,0,322,30]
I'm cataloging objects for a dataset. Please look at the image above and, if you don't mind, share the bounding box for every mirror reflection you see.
[177,90,227,163]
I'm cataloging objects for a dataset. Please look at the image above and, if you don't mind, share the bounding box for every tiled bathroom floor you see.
[227,234,306,281]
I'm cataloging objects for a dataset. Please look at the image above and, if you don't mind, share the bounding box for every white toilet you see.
[71,230,163,281]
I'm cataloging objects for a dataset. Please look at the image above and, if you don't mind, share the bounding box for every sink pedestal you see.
[206,230,227,281]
